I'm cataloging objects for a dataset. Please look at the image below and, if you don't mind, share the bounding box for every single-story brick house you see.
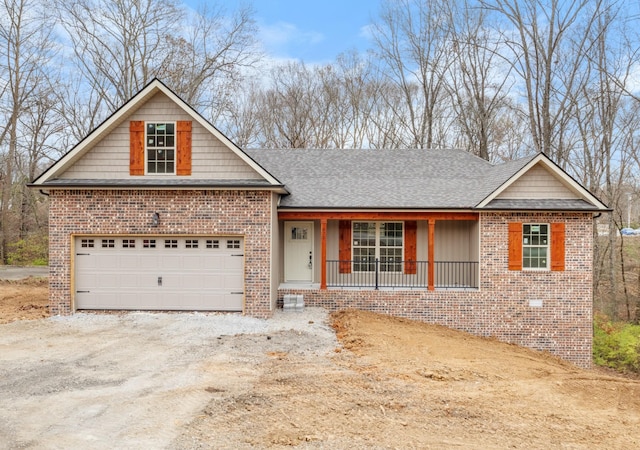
[31,79,608,367]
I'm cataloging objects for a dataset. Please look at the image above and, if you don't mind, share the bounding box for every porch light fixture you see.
[151,212,160,227]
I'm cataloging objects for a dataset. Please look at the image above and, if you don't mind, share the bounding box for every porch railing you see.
[326,259,478,289]
[434,261,479,289]
[327,259,478,289]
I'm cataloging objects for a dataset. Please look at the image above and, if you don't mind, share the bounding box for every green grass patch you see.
[7,234,48,266]
[594,313,640,373]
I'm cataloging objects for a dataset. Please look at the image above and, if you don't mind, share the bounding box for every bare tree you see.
[446,0,514,161]
[331,51,379,149]
[0,0,57,263]
[55,0,183,111]
[567,2,640,320]
[157,3,260,123]
[257,62,317,148]
[216,83,262,148]
[55,0,259,134]
[370,0,454,149]
[481,0,604,166]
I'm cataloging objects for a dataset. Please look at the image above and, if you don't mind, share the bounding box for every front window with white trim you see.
[353,222,403,272]
[146,122,175,174]
[523,224,549,269]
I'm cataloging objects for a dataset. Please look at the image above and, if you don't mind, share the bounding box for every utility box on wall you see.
[283,294,304,311]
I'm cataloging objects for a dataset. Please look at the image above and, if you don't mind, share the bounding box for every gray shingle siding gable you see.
[245,148,533,209]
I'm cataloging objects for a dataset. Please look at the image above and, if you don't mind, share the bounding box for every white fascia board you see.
[32,79,282,187]
[476,153,608,210]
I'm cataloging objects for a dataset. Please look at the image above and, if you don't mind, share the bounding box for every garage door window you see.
[143,239,156,248]
[123,239,136,248]
[81,239,94,248]
[206,239,219,248]
[102,239,115,248]
[227,239,241,249]
[164,239,178,248]
[185,239,199,248]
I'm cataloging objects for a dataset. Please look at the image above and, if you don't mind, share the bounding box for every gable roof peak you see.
[32,78,283,188]
[477,152,608,210]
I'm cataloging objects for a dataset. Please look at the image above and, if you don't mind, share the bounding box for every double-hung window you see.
[146,122,175,174]
[353,222,403,272]
[522,223,548,269]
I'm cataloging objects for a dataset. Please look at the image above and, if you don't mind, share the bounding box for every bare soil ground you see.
[0,277,48,324]
[176,310,640,449]
[2,279,639,448]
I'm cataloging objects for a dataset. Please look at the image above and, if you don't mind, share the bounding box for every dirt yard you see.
[1,278,639,448]
[0,277,49,324]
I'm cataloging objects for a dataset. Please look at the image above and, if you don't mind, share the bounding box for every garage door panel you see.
[180,255,207,270]
[93,273,125,289]
[75,254,98,270]
[201,254,225,267]
[119,255,144,270]
[179,273,211,289]
[75,236,244,311]
[97,254,120,267]
[137,254,161,268]
[119,273,147,289]
[224,274,243,288]
[224,257,244,270]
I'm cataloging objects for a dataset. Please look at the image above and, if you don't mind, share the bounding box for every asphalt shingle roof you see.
[483,198,600,211]
[245,148,535,209]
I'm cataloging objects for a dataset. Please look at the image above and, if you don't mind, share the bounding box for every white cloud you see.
[358,24,375,41]
[622,62,640,95]
[258,21,325,57]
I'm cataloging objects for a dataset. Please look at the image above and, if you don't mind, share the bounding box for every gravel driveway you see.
[0,308,337,449]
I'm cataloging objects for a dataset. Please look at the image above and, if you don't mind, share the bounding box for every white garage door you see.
[74,236,244,311]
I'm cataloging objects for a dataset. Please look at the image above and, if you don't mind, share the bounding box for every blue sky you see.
[184,0,380,63]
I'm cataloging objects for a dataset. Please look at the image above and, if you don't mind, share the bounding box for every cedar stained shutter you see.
[508,222,523,271]
[404,220,417,274]
[551,222,565,271]
[176,120,192,176]
[129,121,145,175]
[339,220,351,274]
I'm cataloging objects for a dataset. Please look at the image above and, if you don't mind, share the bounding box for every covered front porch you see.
[279,211,480,291]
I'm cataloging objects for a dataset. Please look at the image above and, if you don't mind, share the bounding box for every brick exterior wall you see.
[48,189,274,318]
[280,212,594,368]
[49,194,593,368]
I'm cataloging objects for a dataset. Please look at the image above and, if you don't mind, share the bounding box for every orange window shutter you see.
[551,223,565,271]
[404,220,417,274]
[508,222,523,271]
[129,121,145,175]
[339,220,352,274]
[176,121,192,175]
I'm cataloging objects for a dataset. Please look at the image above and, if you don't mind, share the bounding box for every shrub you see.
[593,313,640,373]
[6,234,48,266]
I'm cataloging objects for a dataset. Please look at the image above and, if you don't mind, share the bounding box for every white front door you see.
[284,222,314,282]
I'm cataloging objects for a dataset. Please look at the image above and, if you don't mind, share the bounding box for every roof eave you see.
[29,182,288,194]
[475,206,611,213]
